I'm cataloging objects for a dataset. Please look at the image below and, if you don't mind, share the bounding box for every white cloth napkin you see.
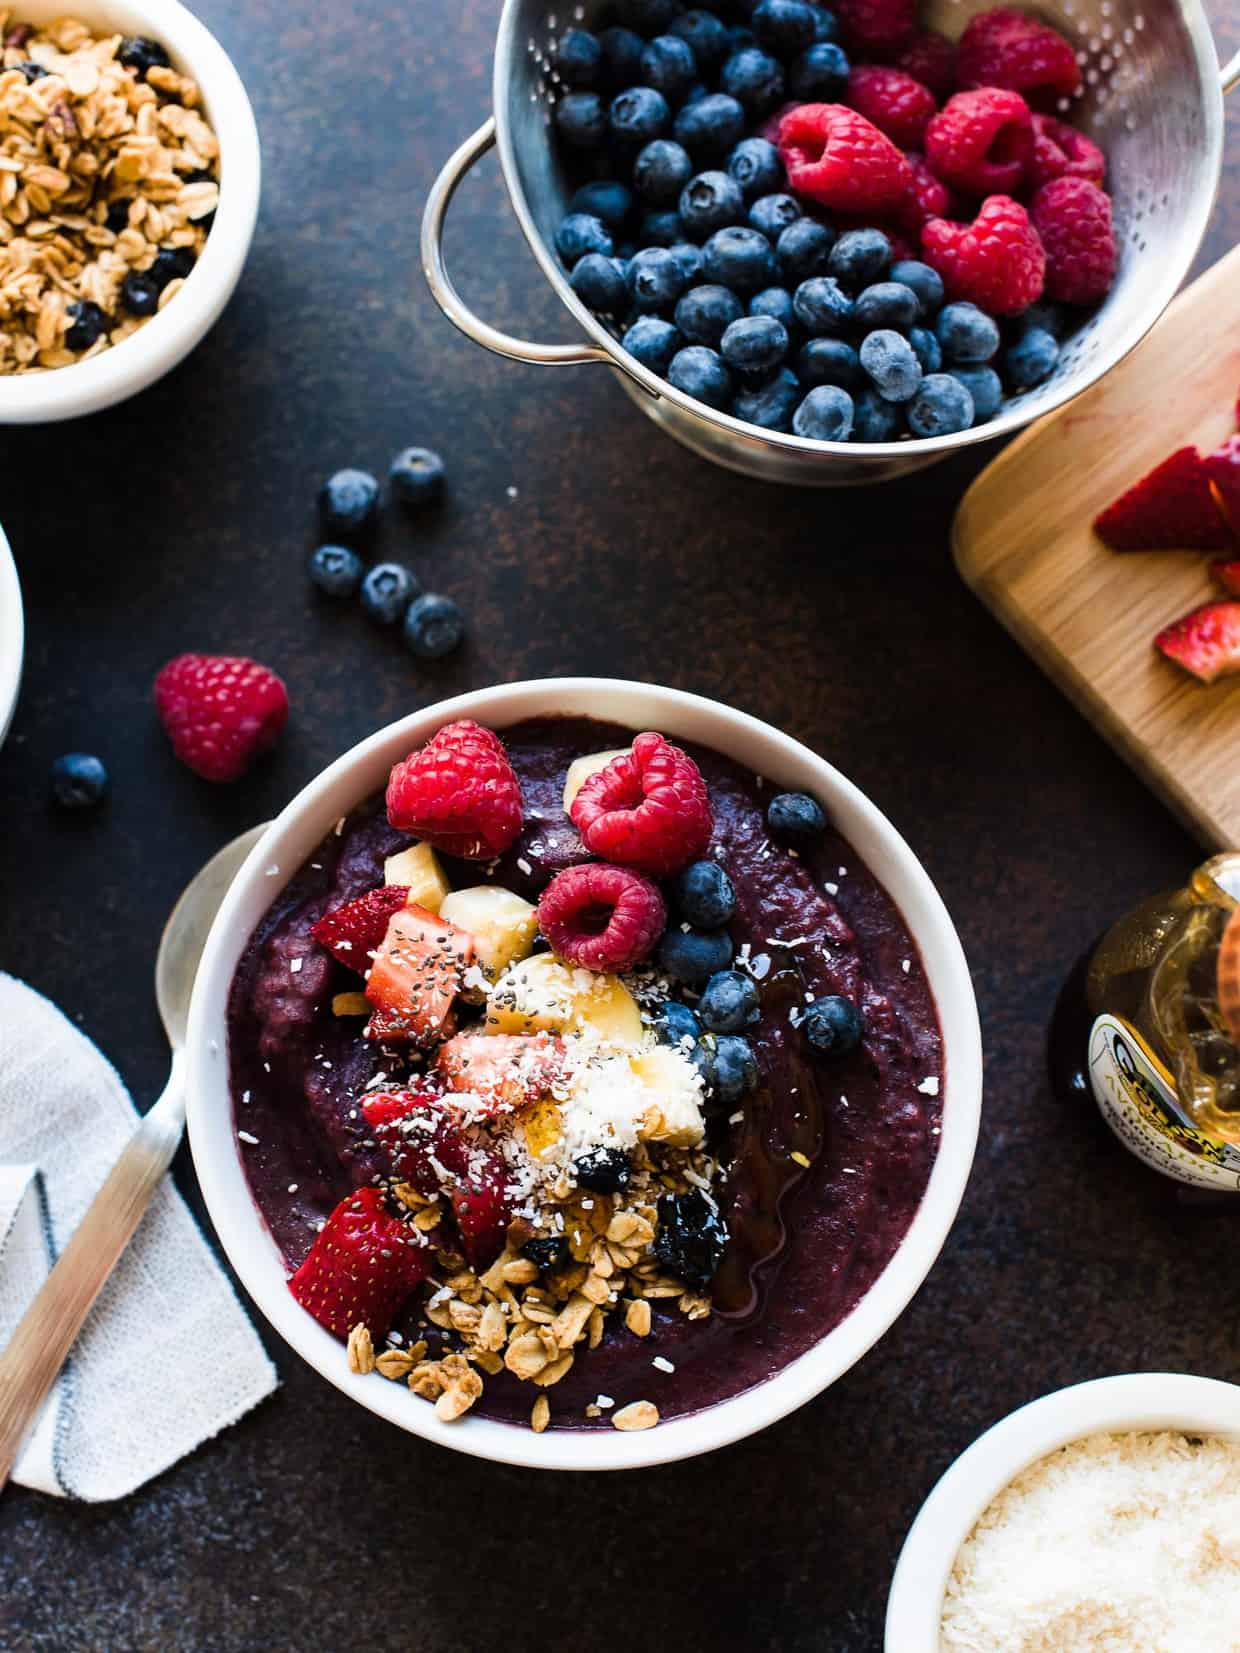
[0,974,277,1500]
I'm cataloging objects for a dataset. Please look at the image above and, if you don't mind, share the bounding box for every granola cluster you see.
[0,11,219,374]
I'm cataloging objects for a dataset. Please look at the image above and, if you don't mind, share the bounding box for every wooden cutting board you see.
[954,244,1240,851]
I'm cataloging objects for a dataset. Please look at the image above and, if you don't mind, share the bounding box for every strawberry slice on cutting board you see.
[1205,435,1240,534]
[1094,446,1233,551]
[289,1185,431,1339]
[364,904,476,1045]
[1211,560,1240,597]
[1155,601,1240,684]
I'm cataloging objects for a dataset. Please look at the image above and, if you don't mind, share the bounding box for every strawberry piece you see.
[288,1186,430,1340]
[1205,436,1240,533]
[154,653,288,783]
[436,1032,566,1116]
[364,904,475,1045]
[448,1148,513,1271]
[570,731,713,877]
[922,195,1044,315]
[537,862,667,971]
[1156,602,1240,684]
[924,88,1033,197]
[386,719,523,860]
[1028,113,1106,191]
[311,884,410,972]
[1031,177,1116,306]
[1211,560,1240,597]
[846,65,937,152]
[360,1088,468,1191]
[779,103,913,215]
[1094,447,1232,551]
[956,8,1082,109]
[894,31,957,101]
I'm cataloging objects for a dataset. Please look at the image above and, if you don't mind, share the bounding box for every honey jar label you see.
[1088,1013,1240,1190]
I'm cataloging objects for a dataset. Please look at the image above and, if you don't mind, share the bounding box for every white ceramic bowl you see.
[186,678,984,1470]
[0,523,23,744]
[886,1371,1240,1650]
[0,0,260,423]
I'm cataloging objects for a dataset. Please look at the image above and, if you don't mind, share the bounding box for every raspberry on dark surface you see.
[779,103,913,215]
[386,720,524,860]
[1030,175,1116,306]
[846,65,937,152]
[153,653,289,784]
[956,7,1082,108]
[569,731,713,876]
[924,88,1033,198]
[537,862,667,972]
[922,193,1045,315]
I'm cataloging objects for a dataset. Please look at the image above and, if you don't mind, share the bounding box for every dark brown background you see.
[2,2,1239,1647]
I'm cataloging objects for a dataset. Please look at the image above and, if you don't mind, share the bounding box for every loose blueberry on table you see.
[227,715,943,1432]
[549,1,1116,443]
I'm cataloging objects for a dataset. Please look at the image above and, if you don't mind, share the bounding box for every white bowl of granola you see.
[0,0,259,422]
[186,679,983,1470]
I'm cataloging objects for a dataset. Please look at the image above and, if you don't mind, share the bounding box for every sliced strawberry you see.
[1155,601,1240,684]
[1211,560,1240,597]
[436,1032,566,1118]
[1094,447,1233,551]
[311,885,410,973]
[288,1185,431,1340]
[360,1089,464,1192]
[448,1147,513,1271]
[1205,435,1240,534]
[364,904,476,1045]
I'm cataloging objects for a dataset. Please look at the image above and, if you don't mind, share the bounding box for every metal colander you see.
[423,0,1240,486]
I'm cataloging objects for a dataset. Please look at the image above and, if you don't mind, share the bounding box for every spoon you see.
[0,824,267,1491]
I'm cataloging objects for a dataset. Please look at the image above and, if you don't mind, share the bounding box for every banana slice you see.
[484,952,644,1046]
[631,1044,706,1148]
[562,748,629,813]
[439,884,538,979]
[383,842,450,915]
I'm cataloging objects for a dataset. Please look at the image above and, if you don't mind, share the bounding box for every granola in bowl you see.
[0,10,219,374]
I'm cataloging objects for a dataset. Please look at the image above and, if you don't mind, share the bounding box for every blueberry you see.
[616,0,682,30]
[1005,325,1059,391]
[702,225,778,294]
[599,26,645,91]
[669,345,732,409]
[403,592,465,660]
[698,969,761,1033]
[728,137,785,201]
[639,208,686,247]
[555,211,613,265]
[390,445,445,509]
[748,192,801,241]
[802,994,864,1057]
[777,217,834,282]
[789,40,850,99]
[674,859,737,928]
[641,34,698,101]
[907,372,975,437]
[623,314,683,373]
[798,336,861,390]
[105,197,132,233]
[627,245,686,311]
[571,179,635,231]
[721,313,788,375]
[853,387,904,441]
[749,285,796,332]
[120,270,160,316]
[679,169,745,237]
[64,300,106,351]
[655,999,704,1049]
[16,60,46,82]
[308,543,365,598]
[909,325,942,374]
[936,302,999,364]
[521,1234,573,1273]
[810,5,840,41]
[117,35,170,76]
[767,790,826,845]
[668,241,704,285]
[855,281,919,332]
[948,365,1003,422]
[556,27,601,86]
[360,561,419,625]
[652,1190,729,1287]
[609,85,671,145]
[733,365,801,431]
[671,10,733,74]
[890,259,944,317]
[556,90,607,148]
[674,92,747,161]
[319,468,380,539]
[793,383,854,440]
[730,25,757,47]
[633,138,694,204]
[719,47,786,115]
[828,229,891,294]
[753,0,820,52]
[149,246,195,288]
[675,283,744,345]
[1018,300,1067,340]
[860,328,922,402]
[659,926,734,988]
[682,82,710,105]
[793,275,853,336]
[710,1035,760,1106]
[572,252,629,314]
[574,1147,632,1193]
[50,753,108,811]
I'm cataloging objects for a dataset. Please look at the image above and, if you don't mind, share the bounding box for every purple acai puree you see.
[227,717,943,1427]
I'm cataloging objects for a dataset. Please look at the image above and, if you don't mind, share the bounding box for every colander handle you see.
[1222,46,1240,95]
[422,119,611,367]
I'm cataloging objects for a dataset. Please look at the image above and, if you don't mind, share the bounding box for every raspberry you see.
[385,719,523,859]
[538,862,667,972]
[924,88,1033,197]
[895,150,959,233]
[894,31,957,101]
[570,731,712,876]
[1028,113,1106,191]
[1030,176,1116,305]
[834,0,916,55]
[847,65,937,151]
[153,653,288,783]
[779,103,913,215]
[922,194,1045,314]
[956,8,1082,108]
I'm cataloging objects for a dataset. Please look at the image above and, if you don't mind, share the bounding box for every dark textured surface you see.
[2,1,1240,1648]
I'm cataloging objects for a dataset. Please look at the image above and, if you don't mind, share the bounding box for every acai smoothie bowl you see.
[186,679,982,1469]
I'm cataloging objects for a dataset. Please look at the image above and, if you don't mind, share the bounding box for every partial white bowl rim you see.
[886,1370,1240,1650]
[0,522,22,744]
[0,0,260,424]
[186,677,984,1470]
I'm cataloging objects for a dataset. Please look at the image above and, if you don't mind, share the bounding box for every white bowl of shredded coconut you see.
[886,1372,1240,1652]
